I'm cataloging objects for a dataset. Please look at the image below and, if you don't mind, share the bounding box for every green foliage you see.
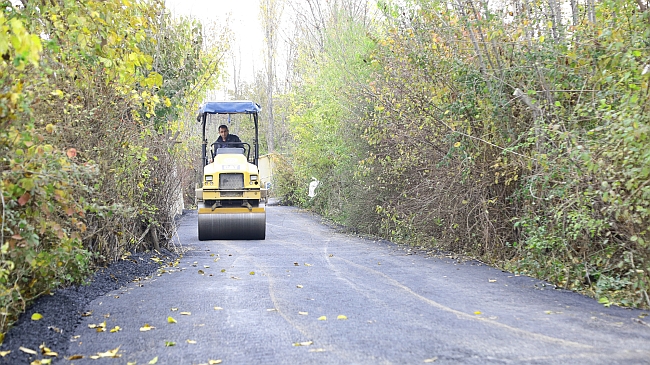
[277,6,379,227]
[0,0,228,337]
[279,0,650,308]
[1,126,93,332]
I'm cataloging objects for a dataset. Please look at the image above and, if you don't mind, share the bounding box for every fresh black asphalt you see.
[2,204,649,364]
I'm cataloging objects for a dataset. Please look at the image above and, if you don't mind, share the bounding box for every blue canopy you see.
[198,100,261,115]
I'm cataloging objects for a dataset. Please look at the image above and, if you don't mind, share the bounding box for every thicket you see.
[278,0,650,308]
[0,0,226,337]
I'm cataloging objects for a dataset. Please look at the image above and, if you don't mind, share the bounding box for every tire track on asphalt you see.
[270,217,594,350]
[219,240,380,364]
[330,255,592,349]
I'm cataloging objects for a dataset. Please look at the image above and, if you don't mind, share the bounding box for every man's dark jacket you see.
[214,134,242,148]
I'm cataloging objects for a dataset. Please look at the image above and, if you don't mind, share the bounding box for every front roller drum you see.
[198,205,266,240]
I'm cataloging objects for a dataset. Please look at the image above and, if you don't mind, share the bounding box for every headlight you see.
[250,175,258,181]
[205,175,213,181]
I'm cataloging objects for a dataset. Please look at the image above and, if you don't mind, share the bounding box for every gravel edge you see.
[0,248,178,365]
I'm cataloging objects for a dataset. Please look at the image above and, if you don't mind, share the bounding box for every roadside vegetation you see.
[272,0,650,309]
[0,0,226,338]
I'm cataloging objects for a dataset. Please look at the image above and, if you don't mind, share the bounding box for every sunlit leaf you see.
[317,316,327,321]
[208,360,222,364]
[20,347,37,355]
[180,312,191,315]
[110,326,121,333]
[337,315,347,320]
[31,313,43,321]
[214,307,223,310]
[473,311,482,315]
[293,341,313,346]
[299,311,308,315]
[140,323,155,331]
[249,271,255,275]
[168,316,177,323]
[96,346,121,358]
[148,356,158,364]
[186,339,197,344]
[0,351,10,357]
[165,341,176,347]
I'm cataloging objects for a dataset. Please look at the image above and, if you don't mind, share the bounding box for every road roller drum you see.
[197,204,266,240]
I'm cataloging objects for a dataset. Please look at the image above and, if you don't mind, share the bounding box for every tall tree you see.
[260,0,284,152]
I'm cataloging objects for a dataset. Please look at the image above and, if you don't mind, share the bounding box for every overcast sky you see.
[165,0,265,96]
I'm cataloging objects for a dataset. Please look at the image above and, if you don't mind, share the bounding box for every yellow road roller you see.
[195,101,266,240]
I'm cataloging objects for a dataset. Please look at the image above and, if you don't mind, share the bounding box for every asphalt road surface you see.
[62,205,650,364]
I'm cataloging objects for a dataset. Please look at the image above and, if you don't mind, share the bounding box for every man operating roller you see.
[214,124,242,149]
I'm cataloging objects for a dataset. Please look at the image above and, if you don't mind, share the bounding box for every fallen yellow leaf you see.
[424,357,438,363]
[171,308,178,311]
[180,312,191,315]
[31,313,43,321]
[148,356,158,364]
[299,311,308,315]
[250,271,255,275]
[317,316,327,321]
[96,346,121,358]
[296,285,303,288]
[488,279,497,283]
[214,306,223,310]
[337,315,347,320]
[0,351,10,357]
[208,360,222,364]
[187,339,197,344]
[474,311,482,315]
[168,316,177,323]
[293,341,313,346]
[140,324,155,331]
[110,326,121,333]
[304,263,312,266]
[67,355,83,360]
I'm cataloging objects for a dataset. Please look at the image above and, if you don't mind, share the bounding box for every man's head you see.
[218,125,229,140]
